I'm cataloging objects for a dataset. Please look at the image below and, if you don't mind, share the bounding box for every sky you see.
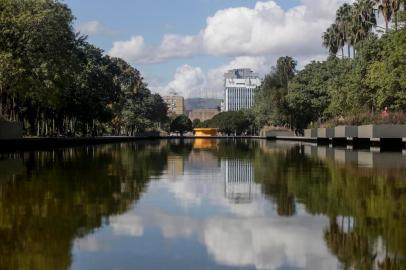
[66,0,351,98]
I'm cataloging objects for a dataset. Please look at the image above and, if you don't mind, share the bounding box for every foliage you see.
[254,8,405,131]
[170,114,193,135]
[252,56,297,129]
[203,111,254,135]
[0,0,167,136]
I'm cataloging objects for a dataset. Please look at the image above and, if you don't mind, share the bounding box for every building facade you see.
[163,95,185,115]
[188,109,219,122]
[222,69,261,112]
[221,159,261,203]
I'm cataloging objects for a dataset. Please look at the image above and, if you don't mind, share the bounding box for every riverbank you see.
[0,136,268,152]
[1,133,405,152]
[0,136,162,152]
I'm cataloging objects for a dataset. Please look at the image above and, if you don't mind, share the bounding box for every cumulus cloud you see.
[77,20,114,36]
[109,1,350,65]
[150,64,206,98]
[109,34,202,64]
[119,1,354,97]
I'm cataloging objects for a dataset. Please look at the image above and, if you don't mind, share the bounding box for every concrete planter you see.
[0,121,23,139]
[358,124,406,138]
[334,125,358,138]
[317,128,334,138]
[304,128,317,138]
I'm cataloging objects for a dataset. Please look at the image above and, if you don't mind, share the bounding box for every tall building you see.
[163,95,185,115]
[222,69,261,112]
[222,159,261,204]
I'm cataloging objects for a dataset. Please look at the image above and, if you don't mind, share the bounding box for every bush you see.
[315,111,406,128]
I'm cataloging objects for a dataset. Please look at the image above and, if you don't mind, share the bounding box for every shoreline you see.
[0,136,267,152]
[1,135,405,152]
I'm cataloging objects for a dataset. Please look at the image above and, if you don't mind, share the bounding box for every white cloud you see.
[151,64,206,98]
[109,36,147,63]
[77,20,114,36]
[109,1,350,65]
[110,213,144,237]
[109,34,202,64]
[117,1,354,98]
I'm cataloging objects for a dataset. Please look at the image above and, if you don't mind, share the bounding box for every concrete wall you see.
[358,125,406,138]
[317,128,334,138]
[334,125,358,138]
[304,129,317,137]
[0,121,23,139]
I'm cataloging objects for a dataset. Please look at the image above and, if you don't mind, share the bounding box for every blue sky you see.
[66,0,347,98]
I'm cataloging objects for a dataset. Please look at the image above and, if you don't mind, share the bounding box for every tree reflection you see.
[252,142,405,269]
[0,142,168,270]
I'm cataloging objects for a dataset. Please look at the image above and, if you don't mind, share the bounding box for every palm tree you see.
[391,0,401,30]
[351,0,377,56]
[336,4,353,57]
[375,0,393,32]
[353,0,377,30]
[322,24,340,57]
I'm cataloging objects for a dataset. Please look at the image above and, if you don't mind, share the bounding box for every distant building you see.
[163,95,185,115]
[222,68,261,112]
[188,109,219,122]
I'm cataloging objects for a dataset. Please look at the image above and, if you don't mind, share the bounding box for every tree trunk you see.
[347,44,351,58]
[341,47,344,59]
[353,47,356,58]
[394,12,398,31]
[385,19,389,33]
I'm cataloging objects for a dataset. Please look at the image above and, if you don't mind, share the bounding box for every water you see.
[0,139,405,270]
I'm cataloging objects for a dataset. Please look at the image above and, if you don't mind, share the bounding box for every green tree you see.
[375,0,393,32]
[170,115,193,136]
[366,25,406,110]
[192,118,201,128]
[205,111,252,135]
[253,56,297,129]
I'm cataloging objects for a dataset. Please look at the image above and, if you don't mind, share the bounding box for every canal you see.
[0,139,405,269]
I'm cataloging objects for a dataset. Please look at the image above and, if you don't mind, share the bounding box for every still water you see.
[0,139,405,270]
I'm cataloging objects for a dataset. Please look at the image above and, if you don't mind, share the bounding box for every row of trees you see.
[194,110,257,135]
[252,1,405,133]
[0,0,168,136]
[323,0,405,58]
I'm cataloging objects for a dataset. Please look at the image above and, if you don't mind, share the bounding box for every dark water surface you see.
[0,139,405,270]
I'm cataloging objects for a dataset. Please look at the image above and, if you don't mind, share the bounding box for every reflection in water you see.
[0,140,404,270]
[222,159,260,204]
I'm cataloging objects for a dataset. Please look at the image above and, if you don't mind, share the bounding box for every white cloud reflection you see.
[105,152,338,269]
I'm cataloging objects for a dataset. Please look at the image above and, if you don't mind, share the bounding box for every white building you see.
[222,159,261,204]
[222,69,261,112]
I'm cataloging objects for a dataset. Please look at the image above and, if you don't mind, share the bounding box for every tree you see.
[323,24,340,56]
[205,111,252,135]
[192,119,201,128]
[0,0,169,137]
[336,3,354,57]
[170,115,192,136]
[366,25,406,110]
[375,0,393,32]
[253,56,297,129]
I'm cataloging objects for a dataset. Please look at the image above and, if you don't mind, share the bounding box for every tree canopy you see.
[0,0,168,136]
[253,2,406,132]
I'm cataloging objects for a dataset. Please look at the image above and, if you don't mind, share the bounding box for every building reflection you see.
[167,155,184,180]
[221,159,261,204]
[304,145,406,173]
[193,138,218,150]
